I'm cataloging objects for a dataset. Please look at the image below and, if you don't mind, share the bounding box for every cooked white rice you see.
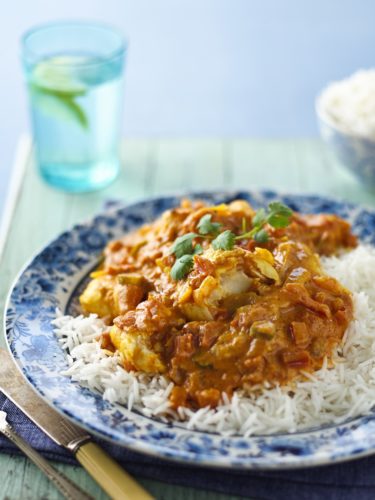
[317,69,375,139]
[53,245,375,436]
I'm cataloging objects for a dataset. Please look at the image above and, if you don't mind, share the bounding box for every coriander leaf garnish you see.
[168,200,293,280]
[250,201,292,235]
[197,214,222,235]
[253,228,269,243]
[193,244,204,255]
[212,230,235,251]
[211,201,292,250]
[170,232,197,258]
[268,201,292,215]
[171,254,194,280]
[252,208,267,228]
[266,202,293,229]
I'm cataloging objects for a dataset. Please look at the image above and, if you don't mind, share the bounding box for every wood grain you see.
[0,138,374,500]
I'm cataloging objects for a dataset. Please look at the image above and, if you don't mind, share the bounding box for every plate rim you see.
[5,189,375,470]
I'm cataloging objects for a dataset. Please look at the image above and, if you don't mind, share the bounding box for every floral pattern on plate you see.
[5,190,375,469]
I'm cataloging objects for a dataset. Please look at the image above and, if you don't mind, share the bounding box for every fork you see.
[0,411,93,500]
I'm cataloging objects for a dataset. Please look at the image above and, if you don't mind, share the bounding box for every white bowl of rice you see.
[316,69,375,186]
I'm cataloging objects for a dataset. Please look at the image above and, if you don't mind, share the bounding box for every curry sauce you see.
[80,200,356,409]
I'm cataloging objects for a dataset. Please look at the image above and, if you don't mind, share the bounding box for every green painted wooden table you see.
[1,137,375,500]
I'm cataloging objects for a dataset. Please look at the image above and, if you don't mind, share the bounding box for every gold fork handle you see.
[76,441,154,500]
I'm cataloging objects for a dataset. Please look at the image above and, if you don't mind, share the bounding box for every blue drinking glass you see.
[22,21,127,192]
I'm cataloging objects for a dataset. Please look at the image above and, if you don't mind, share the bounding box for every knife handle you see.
[75,441,154,500]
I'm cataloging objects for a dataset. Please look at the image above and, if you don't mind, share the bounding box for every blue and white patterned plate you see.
[5,190,375,469]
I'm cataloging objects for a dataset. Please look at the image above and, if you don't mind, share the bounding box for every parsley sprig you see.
[170,202,293,280]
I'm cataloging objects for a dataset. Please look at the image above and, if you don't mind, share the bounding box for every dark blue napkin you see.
[1,392,375,500]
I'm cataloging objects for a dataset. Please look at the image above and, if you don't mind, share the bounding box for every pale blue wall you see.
[1,0,375,210]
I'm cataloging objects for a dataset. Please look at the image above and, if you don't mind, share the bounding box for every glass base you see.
[39,157,119,193]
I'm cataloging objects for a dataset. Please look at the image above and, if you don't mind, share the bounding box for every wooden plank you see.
[0,453,245,500]
[63,139,157,225]
[325,148,375,207]
[0,156,75,330]
[152,139,226,194]
[229,139,300,192]
[0,135,32,264]
[0,454,107,499]
[292,139,351,195]
[293,140,375,207]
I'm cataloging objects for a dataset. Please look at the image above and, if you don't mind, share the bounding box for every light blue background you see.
[1,0,375,213]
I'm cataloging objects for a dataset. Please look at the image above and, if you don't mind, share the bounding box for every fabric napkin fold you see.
[1,392,375,500]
